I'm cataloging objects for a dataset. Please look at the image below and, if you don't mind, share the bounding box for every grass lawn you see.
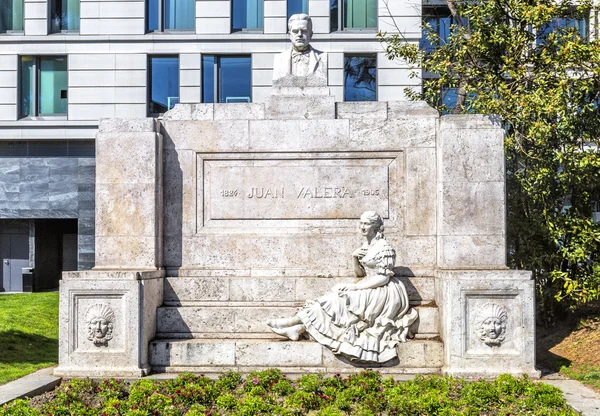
[0,292,59,385]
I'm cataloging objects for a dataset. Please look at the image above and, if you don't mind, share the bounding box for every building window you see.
[331,0,377,32]
[202,55,252,103]
[20,56,68,118]
[147,0,195,32]
[287,0,308,20]
[232,0,263,31]
[50,0,80,32]
[421,7,460,53]
[0,0,24,33]
[148,56,179,115]
[536,16,589,43]
[0,140,94,157]
[344,54,376,101]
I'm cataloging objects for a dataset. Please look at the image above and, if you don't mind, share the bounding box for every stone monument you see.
[55,13,538,378]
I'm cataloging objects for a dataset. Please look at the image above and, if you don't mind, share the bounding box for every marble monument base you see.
[56,93,539,378]
[55,270,164,377]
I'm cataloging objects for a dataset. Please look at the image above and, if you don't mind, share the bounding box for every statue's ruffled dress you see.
[296,238,418,363]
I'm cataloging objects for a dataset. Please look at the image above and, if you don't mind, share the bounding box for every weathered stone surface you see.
[236,341,323,366]
[440,114,502,130]
[214,103,265,120]
[336,102,387,120]
[150,339,236,367]
[98,118,155,133]
[164,277,229,303]
[230,278,296,302]
[95,236,161,269]
[94,125,163,270]
[162,120,249,151]
[96,133,160,184]
[56,271,164,377]
[440,129,505,183]
[440,182,505,236]
[405,147,436,236]
[95,183,159,237]
[349,119,436,149]
[163,104,214,121]
[265,95,335,119]
[436,270,538,377]
[248,119,349,151]
[387,101,439,119]
[439,235,506,268]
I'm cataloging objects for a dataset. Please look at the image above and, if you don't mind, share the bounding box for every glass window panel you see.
[165,0,194,30]
[202,55,215,103]
[68,140,95,157]
[219,56,251,103]
[537,16,588,43]
[232,0,263,30]
[0,141,27,157]
[50,0,79,32]
[149,56,179,114]
[421,10,458,52]
[343,0,376,29]
[20,56,34,117]
[330,0,338,32]
[344,55,376,102]
[28,140,68,156]
[147,0,159,31]
[63,0,80,30]
[287,0,308,20]
[0,0,24,32]
[50,0,62,32]
[39,57,67,115]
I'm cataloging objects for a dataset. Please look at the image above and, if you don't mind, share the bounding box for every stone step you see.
[163,275,435,306]
[155,304,439,339]
[149,338,444,376]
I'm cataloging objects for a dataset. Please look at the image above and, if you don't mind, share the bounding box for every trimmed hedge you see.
[1,369,576,415]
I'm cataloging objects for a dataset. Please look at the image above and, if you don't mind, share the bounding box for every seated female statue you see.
[267,211,418,363]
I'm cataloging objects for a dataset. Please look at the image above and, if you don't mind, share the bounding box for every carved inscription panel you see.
[203,158,393,220]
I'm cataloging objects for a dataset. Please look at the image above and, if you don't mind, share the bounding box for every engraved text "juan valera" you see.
[244,187,356,199]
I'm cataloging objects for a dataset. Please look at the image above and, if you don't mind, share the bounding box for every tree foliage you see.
[380,0,600,324]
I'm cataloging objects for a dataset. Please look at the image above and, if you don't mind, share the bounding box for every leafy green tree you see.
[380,0,600,324]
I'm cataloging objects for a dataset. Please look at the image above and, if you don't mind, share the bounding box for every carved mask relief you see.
[474,303,508,346]
[85,304,115,346]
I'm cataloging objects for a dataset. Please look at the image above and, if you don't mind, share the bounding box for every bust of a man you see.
[272,14,328,84]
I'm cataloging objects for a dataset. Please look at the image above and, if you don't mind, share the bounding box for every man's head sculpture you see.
[288,14,313,52]
[85,303,115,346]
[474,303,508,347]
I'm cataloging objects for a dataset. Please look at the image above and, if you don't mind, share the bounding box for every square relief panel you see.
[464,293,522,356]
[72,294,127,353]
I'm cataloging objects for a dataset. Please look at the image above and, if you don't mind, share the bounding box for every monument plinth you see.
[56,13,538,379]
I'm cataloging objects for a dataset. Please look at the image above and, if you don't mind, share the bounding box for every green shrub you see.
[0,400,41,416]
[236,395,271,416]
[185,403,210,416]
[215,370,243,391]
[3,371,578,416]
[272,379,294,396]
[216,393,237,410]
